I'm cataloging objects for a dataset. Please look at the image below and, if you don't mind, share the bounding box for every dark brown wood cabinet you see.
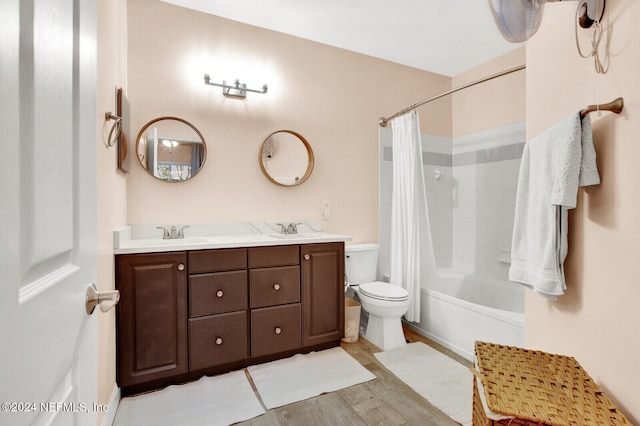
[188,311,248,371]
[248,245,302,358]
[116,242,344,395]
[251,304,302,357]
[186,248,249,372]
[116,252,188,389]
[302,243,345,347]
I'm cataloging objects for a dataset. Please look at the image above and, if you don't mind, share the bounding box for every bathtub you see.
[407,270,524,361]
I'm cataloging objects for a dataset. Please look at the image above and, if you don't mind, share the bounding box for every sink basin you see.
[269,233,323,239]
[137,237,209,246]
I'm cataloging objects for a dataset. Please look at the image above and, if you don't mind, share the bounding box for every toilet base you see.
[363,314,407,351]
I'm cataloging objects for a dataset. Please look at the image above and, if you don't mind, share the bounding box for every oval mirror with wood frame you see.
[136,117,206,182]
[259,130,314,187]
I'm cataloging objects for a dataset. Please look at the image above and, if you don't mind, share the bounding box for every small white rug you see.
[374,342,472,426]
[113,370,265,426]
[247,346,376,409]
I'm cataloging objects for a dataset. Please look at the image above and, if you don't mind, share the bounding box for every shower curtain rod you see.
[378,64,526,127]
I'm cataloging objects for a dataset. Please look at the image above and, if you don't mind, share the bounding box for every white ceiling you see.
[161,0,522,76]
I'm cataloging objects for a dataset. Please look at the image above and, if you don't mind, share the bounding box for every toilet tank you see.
[345,243,379,284]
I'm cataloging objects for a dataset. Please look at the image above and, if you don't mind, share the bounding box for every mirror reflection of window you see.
[157,163,192,181]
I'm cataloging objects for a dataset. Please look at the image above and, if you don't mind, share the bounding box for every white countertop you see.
[114,222,352,255]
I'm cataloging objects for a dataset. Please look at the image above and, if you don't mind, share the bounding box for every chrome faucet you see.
[286,223,299,235]
[276,223,300,235]
[156,225,190,239]
[177,225,190,238]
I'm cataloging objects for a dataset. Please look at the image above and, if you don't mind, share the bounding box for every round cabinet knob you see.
[215,337,223,345]
[177,263,185,271]
[304,254,310,260]
[273,283,280,291]
[275,327,282,335]
[216,290,224,298]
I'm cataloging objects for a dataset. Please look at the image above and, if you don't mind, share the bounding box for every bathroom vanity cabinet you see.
[116,252,188,388]
[115,242,344,395]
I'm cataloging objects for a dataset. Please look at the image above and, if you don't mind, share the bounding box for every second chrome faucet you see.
[276,223,300,235]
[157,225,190,239]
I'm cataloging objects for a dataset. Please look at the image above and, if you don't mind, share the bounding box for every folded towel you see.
[509,113,599,298]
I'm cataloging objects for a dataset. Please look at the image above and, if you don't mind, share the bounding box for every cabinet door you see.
[116,252,188,388]
[301,243,345,346]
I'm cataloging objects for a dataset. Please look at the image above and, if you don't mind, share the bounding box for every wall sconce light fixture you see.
[204,74,268,98]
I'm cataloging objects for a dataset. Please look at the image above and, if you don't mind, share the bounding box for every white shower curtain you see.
[390,112,437,323]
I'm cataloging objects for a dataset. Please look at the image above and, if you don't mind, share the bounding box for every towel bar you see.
[580,97,624,117]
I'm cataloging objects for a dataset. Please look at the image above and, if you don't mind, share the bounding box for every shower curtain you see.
[390,111,437,323]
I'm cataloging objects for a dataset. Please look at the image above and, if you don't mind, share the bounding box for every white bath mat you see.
[247,346,376,409]
[113,370,265,426]
[374,342,472,426]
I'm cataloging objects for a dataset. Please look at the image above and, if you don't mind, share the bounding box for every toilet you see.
[345,243,409,351]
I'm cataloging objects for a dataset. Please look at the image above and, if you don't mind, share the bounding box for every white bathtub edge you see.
[421,288,524,328]
[406,288,525,362]
[403,321,474,361]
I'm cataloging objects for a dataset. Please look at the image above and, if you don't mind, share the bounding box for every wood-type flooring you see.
[238,325,472,426]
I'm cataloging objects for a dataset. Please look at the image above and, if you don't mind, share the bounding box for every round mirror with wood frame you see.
[259,130,314,187]
[136,117,206,182]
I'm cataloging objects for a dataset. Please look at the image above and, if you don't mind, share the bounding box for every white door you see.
[0,1,98,425]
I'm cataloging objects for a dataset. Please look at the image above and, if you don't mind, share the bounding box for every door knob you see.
[177,263,185,271]
[86,283,120,315]
[304,254,310,260]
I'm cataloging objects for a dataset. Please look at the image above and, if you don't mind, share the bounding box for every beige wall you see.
[96,0,128,423]
[526,1,639,422]
[125,0,451,243]
[452,47,526,137]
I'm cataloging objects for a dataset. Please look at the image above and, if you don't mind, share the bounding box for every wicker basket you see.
[472,341,631,426]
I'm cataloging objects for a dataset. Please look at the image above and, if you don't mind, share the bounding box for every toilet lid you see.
[359,281,408,301]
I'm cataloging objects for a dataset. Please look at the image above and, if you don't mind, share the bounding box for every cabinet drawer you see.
[250,266,300,308]
[189,311,248,371]
[251,304,301,358]
[248,245,299,268]
[189,271,248,317]
[188,248,247,274]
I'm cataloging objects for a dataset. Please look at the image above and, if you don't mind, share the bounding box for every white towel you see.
[509,113,600,298]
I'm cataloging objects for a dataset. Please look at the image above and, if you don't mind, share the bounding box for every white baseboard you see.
[101,384,120,426]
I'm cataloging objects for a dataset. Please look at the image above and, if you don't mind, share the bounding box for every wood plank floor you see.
[238,325,473,425]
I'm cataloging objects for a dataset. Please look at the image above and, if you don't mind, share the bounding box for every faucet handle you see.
[156,226,170,239]
[276,223,286,234]
[177,225,190,238]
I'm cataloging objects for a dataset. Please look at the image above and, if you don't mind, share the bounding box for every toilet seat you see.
[359,281,408,302]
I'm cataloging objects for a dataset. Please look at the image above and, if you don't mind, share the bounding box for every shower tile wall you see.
[452,122,525,282]
[378,122,525,284]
